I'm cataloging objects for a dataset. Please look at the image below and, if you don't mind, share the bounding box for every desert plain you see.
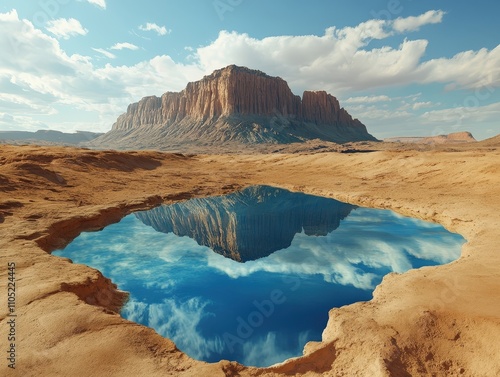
[0,141,500,376]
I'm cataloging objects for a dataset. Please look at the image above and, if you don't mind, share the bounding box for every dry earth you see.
[0,144,499,377]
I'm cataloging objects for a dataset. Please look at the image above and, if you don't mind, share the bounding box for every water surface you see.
[53,186,465,366]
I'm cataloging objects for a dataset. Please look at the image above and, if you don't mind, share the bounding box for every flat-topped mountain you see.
[89,65,377,150]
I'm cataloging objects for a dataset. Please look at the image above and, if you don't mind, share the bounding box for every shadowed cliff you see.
[135,185,357,262]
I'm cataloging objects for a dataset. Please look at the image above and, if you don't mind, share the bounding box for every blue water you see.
[53,186,465,367]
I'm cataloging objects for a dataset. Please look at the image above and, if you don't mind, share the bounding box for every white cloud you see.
[110,42,139,51]
[393,10,445,33]
[0,113,49,132]
[0,9,19,22]
[0,10,102,121]
[412,101,435,110]
[86,0,106,9]
[415,46,500,90]
[139,22,170,36]
[0,92,56,115]
[194,23,413,93]
[421,101,500,126]
[46,18,88,39]
[344,95,392,104]
[190,10,497,95]
[92,48,116,59]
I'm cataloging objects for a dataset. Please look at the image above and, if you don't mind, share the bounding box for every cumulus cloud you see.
[192,14,498,94]
[46,18,88,39]
[139,22,170,36]
[415,46,500,89]
[110,42,139,51]
[194,27,421,93]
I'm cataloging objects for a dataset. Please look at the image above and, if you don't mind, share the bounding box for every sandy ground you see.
[1,144,499,376]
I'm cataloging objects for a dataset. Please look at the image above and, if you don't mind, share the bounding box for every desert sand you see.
[1,144,500,376]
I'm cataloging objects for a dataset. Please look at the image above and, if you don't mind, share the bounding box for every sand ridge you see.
[1,144,499,376]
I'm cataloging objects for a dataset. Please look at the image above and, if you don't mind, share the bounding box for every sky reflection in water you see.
[53,186,465,367]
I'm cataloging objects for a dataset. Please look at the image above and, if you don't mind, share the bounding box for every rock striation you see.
[89,65,377,149]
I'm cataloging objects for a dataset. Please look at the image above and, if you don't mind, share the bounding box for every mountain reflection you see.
[135,185,357,262]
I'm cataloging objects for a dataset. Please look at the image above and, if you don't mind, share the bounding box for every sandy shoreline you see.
[1,144,499,376]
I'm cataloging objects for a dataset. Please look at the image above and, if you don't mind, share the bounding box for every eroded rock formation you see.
[89,65,377,149]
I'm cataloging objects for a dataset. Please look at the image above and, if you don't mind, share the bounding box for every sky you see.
[0,0,499,140]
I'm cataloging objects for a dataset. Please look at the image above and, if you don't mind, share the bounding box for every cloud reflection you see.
[122,297,224,360]
[242,331,310,367]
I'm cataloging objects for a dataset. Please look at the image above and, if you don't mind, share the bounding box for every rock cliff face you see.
[89,65,376,149]
[135,185,356,262]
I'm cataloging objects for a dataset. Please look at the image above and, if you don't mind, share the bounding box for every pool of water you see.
[53,186,465,367]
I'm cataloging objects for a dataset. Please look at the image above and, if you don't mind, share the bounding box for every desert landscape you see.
[1,1,500,376]
[1,140,500,376]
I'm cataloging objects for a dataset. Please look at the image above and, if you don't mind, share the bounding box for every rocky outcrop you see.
[301,90,365,130]
[135,185,356,262]
[89,65,377,150]
[385,131,477,144]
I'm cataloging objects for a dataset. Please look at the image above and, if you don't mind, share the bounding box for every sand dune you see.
[1,144,500,376]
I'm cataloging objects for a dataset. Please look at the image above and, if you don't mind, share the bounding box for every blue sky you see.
[0,0,499,139]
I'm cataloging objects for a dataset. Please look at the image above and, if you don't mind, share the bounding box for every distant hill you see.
[0,130,103,145]
[88,65,377,150]
[477,133,500,147]
[384,132,477,145]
